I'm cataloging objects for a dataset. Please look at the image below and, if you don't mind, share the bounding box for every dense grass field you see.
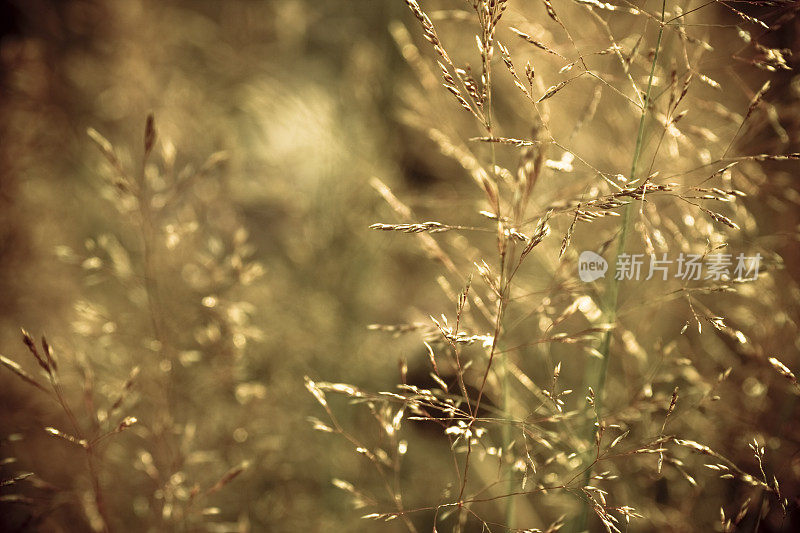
[1,1,798,531]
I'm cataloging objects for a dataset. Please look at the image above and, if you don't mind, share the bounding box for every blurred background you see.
[0,0,798,531]
[0,1,427,530]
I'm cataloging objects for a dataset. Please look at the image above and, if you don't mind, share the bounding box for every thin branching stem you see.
[577,1,668,530]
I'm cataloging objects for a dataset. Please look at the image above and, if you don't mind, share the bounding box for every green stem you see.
[576,2,667,531]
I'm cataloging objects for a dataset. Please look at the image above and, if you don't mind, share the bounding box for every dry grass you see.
[307,0,800,531]
[0,0,798,532]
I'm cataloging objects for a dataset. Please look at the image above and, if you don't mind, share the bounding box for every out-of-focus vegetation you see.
[0,1,424,530]
[0,0,798,532]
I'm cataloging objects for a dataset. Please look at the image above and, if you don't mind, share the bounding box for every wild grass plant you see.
[2,114,260,531]
[308,1,800,531]
[0,0,798,532]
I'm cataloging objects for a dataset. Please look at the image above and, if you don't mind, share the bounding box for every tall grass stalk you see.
[578,1,668,530]
[594,0,668,427]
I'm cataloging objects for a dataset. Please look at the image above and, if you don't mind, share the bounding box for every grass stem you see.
[576,2,667,530]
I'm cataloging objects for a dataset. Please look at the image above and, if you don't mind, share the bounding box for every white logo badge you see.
[578,251,608,282]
